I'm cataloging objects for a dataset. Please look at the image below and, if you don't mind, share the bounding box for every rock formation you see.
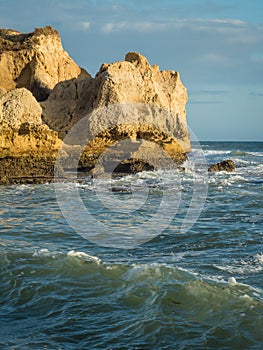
[42,51,190,173]
[0,88,60,157]
[208,159,236,172]
[42,52,189,151]
[0,26,89,101]
[0,88,61,184]
[0,88,42,128]
[0,26,190,184]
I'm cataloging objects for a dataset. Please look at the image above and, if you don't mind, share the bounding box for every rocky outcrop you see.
[208,159,236,172]
[0,88,42,128]
[0,88,61,157]
[0,26,86,184]
[0,157,58,185]
[0,88,61,184]
[0,26,191,184]
[42,52,190,153]
[0,26,89,101]
[42,51,190,174]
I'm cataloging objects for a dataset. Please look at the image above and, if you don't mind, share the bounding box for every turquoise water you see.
[0,142,263,349]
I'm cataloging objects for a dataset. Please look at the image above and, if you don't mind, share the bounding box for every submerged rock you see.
[112,159,154,176]
[208,159,236,172]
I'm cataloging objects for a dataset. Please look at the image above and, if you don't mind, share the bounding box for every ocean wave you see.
[215,263,263,275]
[253,163,263,171]
[231,159,254,165]
[33,248,61,258]
[2,245,262,293]
[214,253,263,275]
[202,149,263,158]
[247,151,263,157]
[229,150,263,157]
[2,247,263,347]
[203,150,231,156]
[30,248,102,265]
[231,150,248,156]
[67,250,101,264]
[208,173,248,187]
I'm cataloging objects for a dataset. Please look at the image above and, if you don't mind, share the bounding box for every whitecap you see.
[204,150,231,155]
[247,152,263,157]
[33,248,58,258]
[230,150,248,156]
[214,262,263,275]
[228,276,237,285]
[254,253,263,264]
[67,250,101,264]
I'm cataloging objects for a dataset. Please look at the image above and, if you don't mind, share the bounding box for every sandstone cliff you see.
[0,88,61,157]
[0,26,190,184]
[42,51,190,172]
[42,52,189,152]
[0,26,89,101]
[0,88,61,184]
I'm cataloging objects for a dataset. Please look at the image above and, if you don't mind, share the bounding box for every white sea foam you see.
[208,172,250,188]
[247,151,263,157]
[204,150,231,156]
[228,276,237,285]
[214,259,263,275]
[230,175,247,181]
[33,248,59,258]
[254,253,263,264]
[232,159,251,165]
[67,250,101,264]
[253,163,263,171]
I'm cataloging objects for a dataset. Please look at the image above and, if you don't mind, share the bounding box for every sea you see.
[0,141,263,349]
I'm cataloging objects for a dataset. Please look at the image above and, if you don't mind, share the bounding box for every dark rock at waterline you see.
[208,159,236,172]
[0,157,54,185]
[113,159,154,175]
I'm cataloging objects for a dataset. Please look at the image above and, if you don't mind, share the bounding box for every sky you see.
[0,0,262,141]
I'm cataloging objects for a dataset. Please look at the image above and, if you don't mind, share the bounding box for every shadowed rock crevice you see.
[78,123,187,173]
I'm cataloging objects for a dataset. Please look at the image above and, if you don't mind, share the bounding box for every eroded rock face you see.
[0,26,89,101]
[0,88,61,184]
[42,52,189,154]
[42,51,190,173]
[208,159,236,172]
[0,27,191,183]
[0,88,42,128]
[0,26,88,183]
[0,87,61,156]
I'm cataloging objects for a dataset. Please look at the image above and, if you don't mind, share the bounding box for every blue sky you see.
[1,0,263,141]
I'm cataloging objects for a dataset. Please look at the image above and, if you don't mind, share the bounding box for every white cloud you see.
[199,53,228,64]
[100,17,250,34]
[207,18,246,25]
[80,21,91,31]
[171,17,248,34]
[102,22,126,33]
[101,21,169,33]
[134,22,168,32]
